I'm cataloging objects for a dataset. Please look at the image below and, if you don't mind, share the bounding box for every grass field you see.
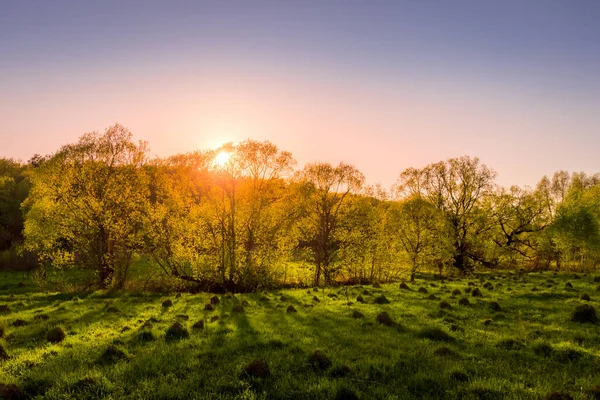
[1,270,600,399]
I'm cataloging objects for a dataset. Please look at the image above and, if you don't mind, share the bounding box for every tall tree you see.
[387,195,452,281]
[296,162,364,285]
[24,124,148,288]
[397,156,496,271]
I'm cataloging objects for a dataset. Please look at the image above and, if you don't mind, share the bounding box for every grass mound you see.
[351,310,364,319]
[471,288,483,297]
[0,383,26,400]
[439,301,451,309]
[545,392,573,400]
[399,282,410,290]
[98,345,128,364]
[572,304,598,324]
[308,350,332,370]
[433,346,459,358]
[162,299,173,308]
[232,305,244,313]
[46,327,66,343]
[137,331,155,342]
[372,282,381,288]
[533,343,554,357]
[417,327,454,342]
[489,301,502,312]
[312,296,320,302]
[376,311,393,326]
[451,289,462,296]
[328,364,351,378]
[449,370,470,382]
[204,303,214,311]
[242,358,270,379]
[458,297,470,306]
[355,295,364,303]
[418,287,428,294]
[192,320,204,330]
[165,322,189,340]
[495,339,525,351]
[581,293,591,301]
[11,319,27,327]
[374,294,390,304]
[210,295,220,304]
[0,305,10,313]
[286,305,297,313]
[333,387,358,400]
[0,344,10,361]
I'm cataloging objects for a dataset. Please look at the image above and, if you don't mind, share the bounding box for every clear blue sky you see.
[1,0,599,188]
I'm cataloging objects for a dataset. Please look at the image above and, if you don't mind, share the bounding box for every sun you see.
[215,151,231,167]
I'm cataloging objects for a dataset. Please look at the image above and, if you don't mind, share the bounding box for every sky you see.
[1,0,599,189]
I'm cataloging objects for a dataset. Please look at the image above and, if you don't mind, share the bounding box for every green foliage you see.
[23,124,149,288]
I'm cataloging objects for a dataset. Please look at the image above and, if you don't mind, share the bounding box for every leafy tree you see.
[142,151,215,286]
[387,196,452,281]
[552,176,600,269]
[0,158,29,250]
[24,124,148,288]
[490,185,551,266]
[296,162,364,285]
[397,156,496,271]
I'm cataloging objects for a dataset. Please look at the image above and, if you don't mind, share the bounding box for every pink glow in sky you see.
[1,1,599,189]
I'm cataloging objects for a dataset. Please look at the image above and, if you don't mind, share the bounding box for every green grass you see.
[1,270,600,399]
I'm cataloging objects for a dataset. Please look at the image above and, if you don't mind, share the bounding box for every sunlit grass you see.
[1,271,600,399]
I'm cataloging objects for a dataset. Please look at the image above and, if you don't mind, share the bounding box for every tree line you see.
[1,124,599,291]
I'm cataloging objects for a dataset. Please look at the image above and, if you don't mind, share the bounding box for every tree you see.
[296,162,364,285]
[551,176,600,270]
[142,150,216,287]
[0,158,29,250]
[490,185,551,266]
[397,156,496,271]
[387,195,452,281]
[24,124,148,288]
[204,140,297,290]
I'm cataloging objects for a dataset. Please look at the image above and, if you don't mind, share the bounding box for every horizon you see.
[1,0,599,189]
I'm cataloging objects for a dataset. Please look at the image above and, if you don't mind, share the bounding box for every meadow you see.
[1,271,600,400]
